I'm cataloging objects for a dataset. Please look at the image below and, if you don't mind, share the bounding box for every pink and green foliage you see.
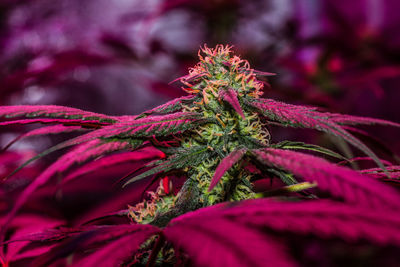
[247,98,399,170]
[209,148,247,191]
[218,88,245,119]
[1,45,400,266]
[252,148,400,210]
[0,105,117,125]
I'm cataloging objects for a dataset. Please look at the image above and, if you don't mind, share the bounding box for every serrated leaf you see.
[246,98,388,171]
[31,225,159,267]
[165,216,295,267]
[252,148,400,210]
[70,225,159,267]
[2,125,87,151]
[4,112,202,178]
[219,199,400,246]
[0,105,117,124]
[209,148,247,191]
[137,95,196,118]
[360,166,400,182]
[219,88,245,119]
[273,141,346,160]
[63,147,163,184]
[0,118,110,128]
[325,113,400,127]
[64,112,205,148]
[2,139,141,238]
[123,146,209,187]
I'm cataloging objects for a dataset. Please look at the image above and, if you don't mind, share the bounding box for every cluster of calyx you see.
[130,45,272,226]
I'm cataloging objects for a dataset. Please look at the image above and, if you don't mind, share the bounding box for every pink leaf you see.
[2,125,87,151]
[169,72,207,84]
[71,225,159,267]
[165,217,295,267]
[5,227,87,245]
[1,139,133,240]
[62,147,164,184]
[171,199,400,247]
[0,118,109,127]
[3,112,197,185]
[220,199,400,246]
[326,113,400,127]
[139,95,195,116]
[219,88,245,119]
[0,105,117,123]
[249,98,389,170]
[61,112,203,148]
[252,69,276,76]
[360,166,400,181]
[252,148,400,210]
[0,214,63,263]
[209,148,247,191]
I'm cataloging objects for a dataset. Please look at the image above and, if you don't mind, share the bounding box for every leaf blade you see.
[209,148,247,191]
[252,148,400,210]
[219,88,245,119]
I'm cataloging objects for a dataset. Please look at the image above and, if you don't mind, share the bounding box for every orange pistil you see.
[202,90,209,104]
[183,87,200,94]
[194,99,204,105]
[215,114,226,128]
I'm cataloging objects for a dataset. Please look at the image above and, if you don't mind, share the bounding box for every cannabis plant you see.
[1,45,400,266]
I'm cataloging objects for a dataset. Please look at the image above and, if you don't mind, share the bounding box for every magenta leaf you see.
[123,146,208,187]
[165,217,295,267]
[1,215,63,263]
[4,226,88,245]
[29,224,159,267]
[1,139,137,238]
[169,198,400,247]
[219,88,245,119]
[61,112,204,148]
[221,199,400,246]
[62,147,164,184]
[248,98,389,171]
[70,225,159,267]
[4,112,199,182]
[0,118,110,127]
[0,105,117,123]
[2,125,87,151]
[252,148,400,210]
[169,72,208,84]
[209,148,247,191]
[138,95,196,117]
[252,69,276,76]
[219,199,400,246]
[360,166,400,181]
[325,113,400,127]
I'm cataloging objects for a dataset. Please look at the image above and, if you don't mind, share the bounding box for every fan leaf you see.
[0,105,117,124]
[137,95,196,118]
[252,148,400,210]
[247,98,389,171]
[165,217,295,267]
